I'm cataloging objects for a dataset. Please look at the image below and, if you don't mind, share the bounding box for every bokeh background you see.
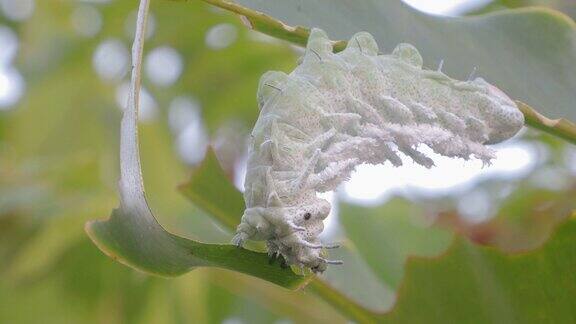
[1,0,575,323]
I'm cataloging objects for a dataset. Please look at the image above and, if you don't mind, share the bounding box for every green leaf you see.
[178,150,244,230]
[178,149,268,251]
[320,240,396,311]
[189,0,576,143]
[340,198,453,289]
[207,268,348,323]
[381,217,576,323]
[86,203,308,289]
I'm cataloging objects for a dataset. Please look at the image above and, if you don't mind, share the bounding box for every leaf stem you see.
[517,101,576,145]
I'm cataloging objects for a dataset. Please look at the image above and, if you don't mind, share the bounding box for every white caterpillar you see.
[232,28,524,272]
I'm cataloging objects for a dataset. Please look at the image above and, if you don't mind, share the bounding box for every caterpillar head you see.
[289,197,330,237]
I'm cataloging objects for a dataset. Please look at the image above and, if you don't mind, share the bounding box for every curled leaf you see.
[85,0,307,289]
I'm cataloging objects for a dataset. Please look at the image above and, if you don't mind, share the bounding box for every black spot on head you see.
[304,212,311,220]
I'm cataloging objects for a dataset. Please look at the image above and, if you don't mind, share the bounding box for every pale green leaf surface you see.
[340,199,453,289]
[320,240,396,312]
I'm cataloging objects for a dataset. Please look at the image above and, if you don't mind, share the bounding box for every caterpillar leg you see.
[231,232,249,248]
[266,240,280,264]
[271,235,343,272]
[261,138,283,168]
[233,207,273,244]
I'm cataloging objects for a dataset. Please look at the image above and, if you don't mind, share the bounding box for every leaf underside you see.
[86,206,308,289]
